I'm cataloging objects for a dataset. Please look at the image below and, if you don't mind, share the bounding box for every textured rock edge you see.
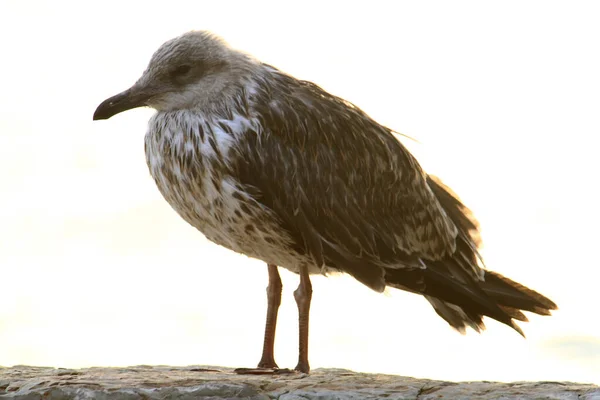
[1,365,598,399]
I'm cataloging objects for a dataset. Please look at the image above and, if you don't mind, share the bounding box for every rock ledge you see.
[0,365,598,399]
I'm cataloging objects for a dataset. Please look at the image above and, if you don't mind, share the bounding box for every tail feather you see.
[425,296,484,334]
[483,270,558,313]
[385,263,526,337]
[498,306,529,322]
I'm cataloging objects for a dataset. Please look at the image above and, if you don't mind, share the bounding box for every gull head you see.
[93,31,254,120]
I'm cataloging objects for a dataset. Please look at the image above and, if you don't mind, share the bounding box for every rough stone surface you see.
[0,365,598,399]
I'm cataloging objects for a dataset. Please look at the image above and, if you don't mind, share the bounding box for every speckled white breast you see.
[143,109,314,273]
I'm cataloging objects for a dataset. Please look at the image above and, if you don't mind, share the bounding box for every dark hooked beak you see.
[93,86,149,120]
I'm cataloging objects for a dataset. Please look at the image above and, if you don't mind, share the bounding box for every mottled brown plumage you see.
[93,31,557,373]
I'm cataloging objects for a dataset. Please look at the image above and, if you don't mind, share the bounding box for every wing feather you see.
[232,70,459,289]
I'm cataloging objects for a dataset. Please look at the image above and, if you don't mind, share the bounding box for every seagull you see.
[93,31,557,374]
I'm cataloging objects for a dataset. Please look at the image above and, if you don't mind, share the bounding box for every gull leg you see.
[234,264,292,375]
[294,264,312,373]
[257,263,282,368]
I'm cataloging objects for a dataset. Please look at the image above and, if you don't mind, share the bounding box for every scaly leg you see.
[234,264,291,375]
[294,263,312,373]
[257,263,282,368]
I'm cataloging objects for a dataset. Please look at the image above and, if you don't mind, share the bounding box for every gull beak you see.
[93,85,150,120]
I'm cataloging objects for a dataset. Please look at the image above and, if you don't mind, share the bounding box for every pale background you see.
[1,0,599,384]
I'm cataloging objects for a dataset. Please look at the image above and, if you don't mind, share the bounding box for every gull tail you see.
[481,270,558,318]
[420,268,558,336]
[384,175,557,336]
[385,263,532,336]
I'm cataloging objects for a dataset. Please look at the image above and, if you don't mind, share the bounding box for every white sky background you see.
[1,0,599,384]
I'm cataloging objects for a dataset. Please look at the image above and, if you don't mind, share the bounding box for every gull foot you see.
[233,367,295,375]
[294,361,310,374]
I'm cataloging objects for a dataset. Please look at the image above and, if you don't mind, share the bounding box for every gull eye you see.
[171,64,192,77]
